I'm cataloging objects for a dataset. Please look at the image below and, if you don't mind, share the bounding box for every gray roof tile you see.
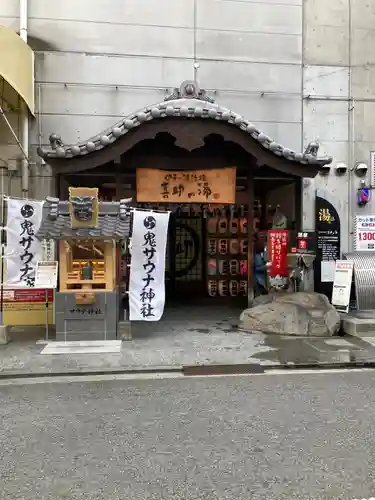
[36,80,332,168]
[36,198,131,240]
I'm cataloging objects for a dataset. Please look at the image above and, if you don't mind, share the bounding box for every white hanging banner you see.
[5,198,44,287]
[129,210,170,321]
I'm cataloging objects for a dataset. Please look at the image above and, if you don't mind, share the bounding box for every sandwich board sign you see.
[331,260,353,313]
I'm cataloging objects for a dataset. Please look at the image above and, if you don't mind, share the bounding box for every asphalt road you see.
[0,371,375,500]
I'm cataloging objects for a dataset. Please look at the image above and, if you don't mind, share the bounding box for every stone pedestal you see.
[287,253,316,293]
[0,325,9,345]
[342,311,375,338]
[55,291,119,341]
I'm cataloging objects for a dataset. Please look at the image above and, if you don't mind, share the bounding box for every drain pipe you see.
[20,0,29,198]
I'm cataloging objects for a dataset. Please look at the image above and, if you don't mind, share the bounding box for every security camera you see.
[318,164,331,176]
[335,163,347,175]
[354,162,368,176]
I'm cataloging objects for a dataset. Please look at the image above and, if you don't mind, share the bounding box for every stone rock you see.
[250,294,274,307]
[240,292,341,337]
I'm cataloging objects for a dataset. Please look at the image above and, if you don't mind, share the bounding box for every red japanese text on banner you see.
[268,229,289,277]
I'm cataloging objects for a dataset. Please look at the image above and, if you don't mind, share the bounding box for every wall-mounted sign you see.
[42,239,55,262]
[291,231,317,255]
[315,196,341,289]
[355,215,375,251]
[136,168,236,204]
[35,261,58,289]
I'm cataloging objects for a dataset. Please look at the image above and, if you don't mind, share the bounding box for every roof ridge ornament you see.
[164,80,215,103]
[304,140,320,157]
[49,133,64,150]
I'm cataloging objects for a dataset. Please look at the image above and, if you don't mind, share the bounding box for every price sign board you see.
[35,261,58,289]
[355,215,375,251]
[331,260,353,313]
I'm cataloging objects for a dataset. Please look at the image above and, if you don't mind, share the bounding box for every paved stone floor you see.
[1,304,375,376]
[1,371,375,499]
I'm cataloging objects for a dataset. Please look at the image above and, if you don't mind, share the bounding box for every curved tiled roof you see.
[36,197,132,240]
[37,80,332,168]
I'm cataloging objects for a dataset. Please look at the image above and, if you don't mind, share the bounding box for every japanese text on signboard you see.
[129,210,170,322]
[140,216,157,319]
[19,209,36,284]
[355,215,375,251]
[136,168,236,204]
[160,172,213,201]
[291,231,316,255]
[6,199,44,287]
[318,208,333,224]
[268,229,289,277]
[69,307,102,315]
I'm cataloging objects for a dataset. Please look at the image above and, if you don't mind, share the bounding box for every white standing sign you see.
[355,215,375,251]
[331,260,354,313]
[6,198,44,287]
[35,261,58,289]
[129,210,170,321]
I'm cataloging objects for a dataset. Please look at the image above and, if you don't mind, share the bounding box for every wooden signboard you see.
[136,168,236,204]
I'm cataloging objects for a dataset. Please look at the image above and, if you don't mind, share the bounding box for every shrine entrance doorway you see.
[61,157,301,309]
[166,211,205,300]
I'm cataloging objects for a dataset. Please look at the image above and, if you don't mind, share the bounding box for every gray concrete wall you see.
[0,109,23,198]
[0,0,374,254]
[0,0,303,201]
[302,0,375,253]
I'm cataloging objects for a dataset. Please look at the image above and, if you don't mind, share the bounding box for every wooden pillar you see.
[58,175,70,198]
[294,178,302,230]
[115,161,123,200]
[247,173,254,307]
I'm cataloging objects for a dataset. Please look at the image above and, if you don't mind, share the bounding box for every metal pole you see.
[0,107,29,161]
[20,0,29,197]
[0,192,6,326]
[45,288,49,341]
[20,0,28,41]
